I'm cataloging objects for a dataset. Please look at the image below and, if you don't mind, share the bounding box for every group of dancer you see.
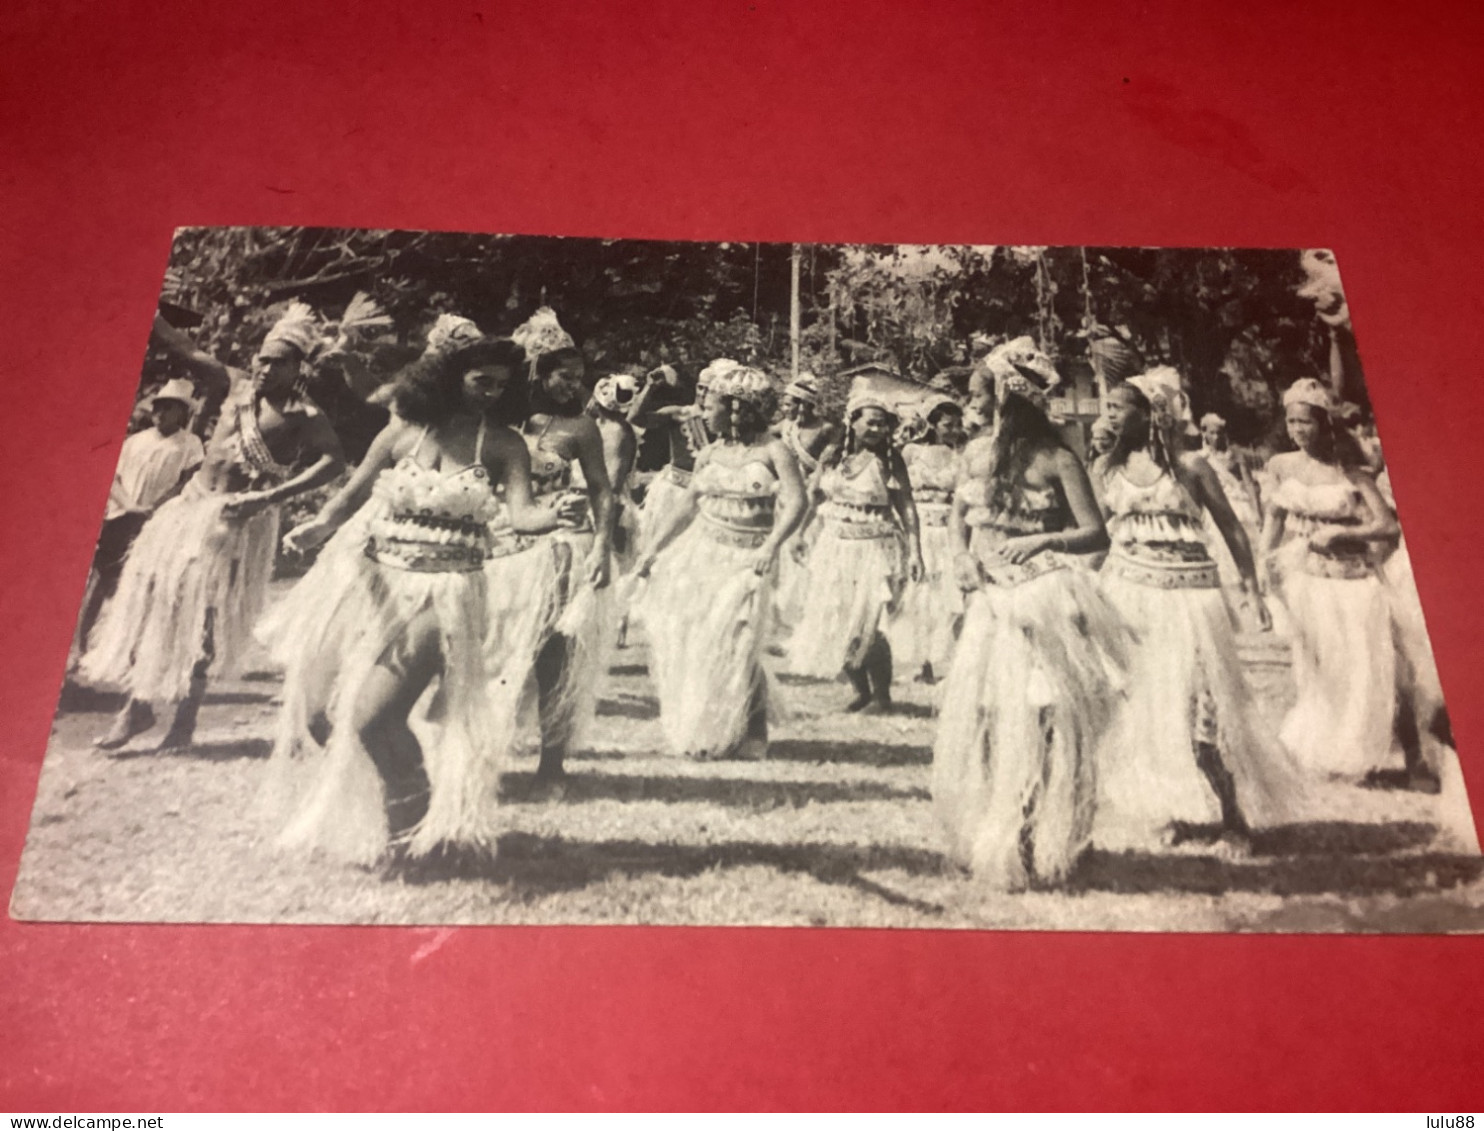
[76,295,1479,887]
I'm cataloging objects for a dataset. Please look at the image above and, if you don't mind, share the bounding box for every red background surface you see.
[4,0,1484,1111]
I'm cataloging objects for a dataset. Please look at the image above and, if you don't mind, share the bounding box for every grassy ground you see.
[12,585,1484,932]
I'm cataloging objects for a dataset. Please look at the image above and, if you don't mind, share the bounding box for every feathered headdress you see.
[423,313,484,357]
[510,306,576,362]
[260,302,324,360]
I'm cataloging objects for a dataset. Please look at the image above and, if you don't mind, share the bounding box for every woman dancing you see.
[932,337,1128,891]
[788,385,924,714]
[501,309,614,782]
[266,336,562,865]
[772,375,840,632]
[1260,378,1400,779]
[629,358,733,558]
[632,367,806,759]
[888,392,967,684]
[1089,369,1308,853]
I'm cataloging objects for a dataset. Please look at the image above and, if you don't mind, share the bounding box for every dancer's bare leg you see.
[351,610,442,843]
[534,630,574,782]
[158,609,217,752]
[96,697,155,749]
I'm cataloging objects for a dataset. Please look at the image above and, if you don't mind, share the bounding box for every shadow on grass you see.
[500,770,927,808]
[595,694,659,721]
[397,833,949,914]
[768,737,931,768]
[1071,822,1484,898]
[110,738,273,763]
[56,682,126,715]
[203,690,278,707]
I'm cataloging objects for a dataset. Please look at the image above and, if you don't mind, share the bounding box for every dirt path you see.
[13,586,1484,931]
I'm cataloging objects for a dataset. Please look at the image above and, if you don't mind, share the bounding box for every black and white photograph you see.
[11,227,1481,930]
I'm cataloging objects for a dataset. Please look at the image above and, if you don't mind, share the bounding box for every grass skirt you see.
[265,548,516,865]
[636,468,693,558]
[82,483,279,703]
[887,513,962,672]
[498,529,616,755]
[1091,564,1316,850]
[630,520,774,757]
[932,561,1129,889]
[788,523,904,677]
[1273,541,1397,777]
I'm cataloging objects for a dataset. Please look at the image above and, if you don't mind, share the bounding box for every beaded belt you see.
[1302,549,1375,581]
[822,501,898,541]
[367,512,491,573]
[1102,549,1219,590]
[919,502,951,528]
[973,549,1068,589]
[661,465,694,489]
[367,538,490,573]
[698,512,771,548]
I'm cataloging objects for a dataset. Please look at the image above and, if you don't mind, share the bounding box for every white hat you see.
[149,378,197,409]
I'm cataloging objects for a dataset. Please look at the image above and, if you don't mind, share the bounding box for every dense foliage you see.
[142,228,1342,452]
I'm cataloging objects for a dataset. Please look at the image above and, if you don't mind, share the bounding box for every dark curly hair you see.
[985,391,1072,513]
[392,338,530,426]
[534,345,590,383]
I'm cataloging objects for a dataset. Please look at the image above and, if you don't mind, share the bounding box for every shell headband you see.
[984,336,1060,411]
[1283,377,1335,415]
[711,365,778,416]
[1126,366,1194,434]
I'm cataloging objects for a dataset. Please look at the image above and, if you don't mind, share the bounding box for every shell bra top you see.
[902,443,961,521]
[956,474,1070,587]
[818,451,898,539]
[1101,467,1220,589]
[957,476,1065,538]
[1103,468,1210,559]
[197,380,299,492]
[1271,473,1375,579]
[695,449,778,531]
[522,415,593,533]
[366,421,498,573]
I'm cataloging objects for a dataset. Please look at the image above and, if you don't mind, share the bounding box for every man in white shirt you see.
[76,378,205,650]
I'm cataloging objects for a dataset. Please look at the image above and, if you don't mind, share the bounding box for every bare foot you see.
[95,701,155,750]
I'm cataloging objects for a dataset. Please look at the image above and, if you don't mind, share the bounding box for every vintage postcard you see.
[11,228,1481,930]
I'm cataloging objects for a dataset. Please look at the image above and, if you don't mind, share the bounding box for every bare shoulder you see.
[1045,444,1089,479]
[764,435,798,472]
[1264,450,1299,477]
